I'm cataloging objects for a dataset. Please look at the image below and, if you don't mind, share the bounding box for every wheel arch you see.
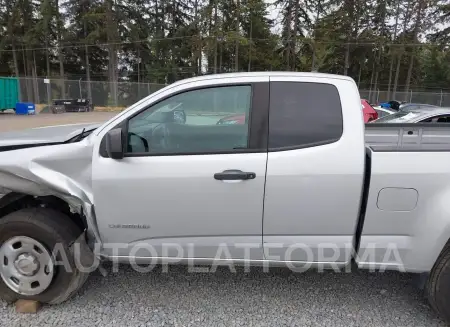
[0,192,87,232]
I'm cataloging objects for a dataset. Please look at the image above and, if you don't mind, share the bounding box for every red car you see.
[217,99,378,124]
[216,114,246,125]
[361,99,378,123]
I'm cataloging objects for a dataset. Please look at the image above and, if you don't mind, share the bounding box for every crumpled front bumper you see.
[0,137,101,246]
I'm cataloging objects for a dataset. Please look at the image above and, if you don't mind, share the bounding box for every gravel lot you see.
[0,265,446,327]
[0,111,446,326]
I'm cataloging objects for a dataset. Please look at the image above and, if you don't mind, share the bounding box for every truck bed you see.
[361,123,450,273]
[365,123,450,151]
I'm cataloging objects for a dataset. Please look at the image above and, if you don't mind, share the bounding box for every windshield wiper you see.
[74,128,86,142]
[68,128,88,143]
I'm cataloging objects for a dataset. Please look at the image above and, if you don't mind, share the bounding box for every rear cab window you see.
[268,82,343,149]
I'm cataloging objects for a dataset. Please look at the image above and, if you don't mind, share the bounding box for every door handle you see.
[214,170,256,181]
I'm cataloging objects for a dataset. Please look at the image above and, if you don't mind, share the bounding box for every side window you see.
[268,82,343,149]
[420,116,450,123]
[126,85,252,154]
[436,116,450,123]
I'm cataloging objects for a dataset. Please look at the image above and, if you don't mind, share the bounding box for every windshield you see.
[374,111,422,123]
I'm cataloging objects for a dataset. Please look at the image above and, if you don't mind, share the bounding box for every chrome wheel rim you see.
[0,236,54,296]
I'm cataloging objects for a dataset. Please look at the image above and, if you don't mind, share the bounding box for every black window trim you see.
[99,82,269,158]
[267,81,344,152]
[418,114,450,123]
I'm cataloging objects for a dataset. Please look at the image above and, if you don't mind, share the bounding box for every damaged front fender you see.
[0,136,102,246]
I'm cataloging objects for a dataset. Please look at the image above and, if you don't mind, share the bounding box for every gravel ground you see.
[0,265,446,327]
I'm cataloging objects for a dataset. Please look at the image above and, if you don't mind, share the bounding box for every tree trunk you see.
[12,43,21,101]
[387,0,400,99]
[11,43,20,78]
[248,17,252,72]
[343,0,357,76]
[343,0,354,76]
[404,0,425,97]
[357,62,362,87]
[235,0,240,72]
[155,0,159,70]
[311,0,321,71]
[1,0,19,63]
[56,0,65,97]
[292,0,300,71]
[392,0,413,98]
[207,0,212,72]
[392,55,402,99]
[198,33,202,75]
[170,0,176,81]
[32,50,39,103]
[219,40,223,72]
[387,57,395,99]
[404,56,415,101]
[372,0,386,103]
[368,59,375,102]
[372,49,381,103]
[22,46,32,102]
[106,0,118,105]
[46,43,51,79]
[286,0,292,70]
[213,0,218,73]
[83,18,92,101]
[45,41,52,105]
[192,0,199,76]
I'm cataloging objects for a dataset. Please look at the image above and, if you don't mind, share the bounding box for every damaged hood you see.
[0,122,102,147]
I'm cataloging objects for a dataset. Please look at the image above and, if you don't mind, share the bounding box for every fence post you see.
[409,90,413,102]
[377,89,380,103]
[440,89,443,106]
[46,78,51,106]
[148,83,150,95]
[78,78,82,99]
[115,81,118,107]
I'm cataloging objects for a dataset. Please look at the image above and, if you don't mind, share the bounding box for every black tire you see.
[425,243,450,323]
[0,208,89,304]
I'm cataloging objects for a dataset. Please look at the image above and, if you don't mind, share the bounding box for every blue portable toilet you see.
[15,102,36,115]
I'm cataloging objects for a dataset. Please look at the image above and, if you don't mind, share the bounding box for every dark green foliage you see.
[0,0,449,101]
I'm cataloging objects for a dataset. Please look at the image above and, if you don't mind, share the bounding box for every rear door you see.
[92,76,269,260]
[263,76,365,265]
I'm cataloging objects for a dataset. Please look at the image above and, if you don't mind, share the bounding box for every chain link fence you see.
[17,77,166,108]
[15,77,450,108]
[359,90,450,107]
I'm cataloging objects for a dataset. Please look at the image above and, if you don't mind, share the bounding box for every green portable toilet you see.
[0,77,19,112]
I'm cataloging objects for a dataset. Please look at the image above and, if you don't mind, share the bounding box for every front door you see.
[92,78,269,261]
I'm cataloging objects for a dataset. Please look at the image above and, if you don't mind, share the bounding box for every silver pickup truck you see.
[1,72,450,321]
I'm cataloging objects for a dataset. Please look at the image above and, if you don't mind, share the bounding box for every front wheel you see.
[425,243,450,323]
[0,208,89,304]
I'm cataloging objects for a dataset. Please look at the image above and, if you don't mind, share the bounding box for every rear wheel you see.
[0,208,89,304]
[425,243,450,323]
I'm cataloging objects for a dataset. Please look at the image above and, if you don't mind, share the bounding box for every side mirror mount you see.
[105,128,124,159]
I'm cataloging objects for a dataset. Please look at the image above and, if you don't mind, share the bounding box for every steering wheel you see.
[128,132,149,152]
